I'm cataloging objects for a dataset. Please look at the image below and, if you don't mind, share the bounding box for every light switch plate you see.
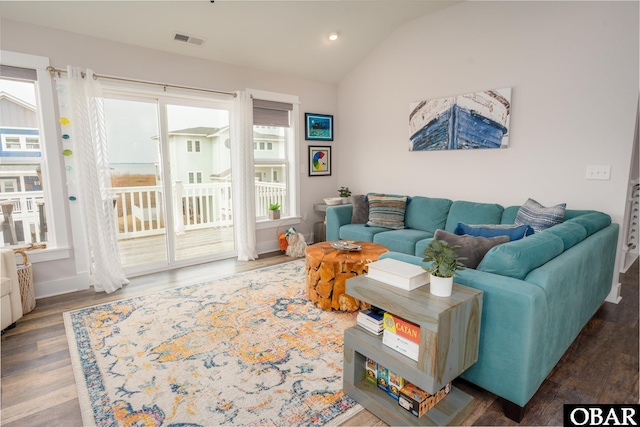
[585,165,611,180]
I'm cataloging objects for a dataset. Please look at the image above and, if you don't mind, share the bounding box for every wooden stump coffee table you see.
[305,241,388,312]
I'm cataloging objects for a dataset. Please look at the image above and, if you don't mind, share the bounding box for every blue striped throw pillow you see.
[514,198,566,232]
[366,195,408,230]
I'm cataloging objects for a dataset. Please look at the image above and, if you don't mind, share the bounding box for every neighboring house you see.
[165,125,285,185]
[0,92,44,245]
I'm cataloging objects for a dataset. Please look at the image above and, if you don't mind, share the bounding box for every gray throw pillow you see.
[351,194,369,224]
[514,198,566,233]
[433,229,509,269]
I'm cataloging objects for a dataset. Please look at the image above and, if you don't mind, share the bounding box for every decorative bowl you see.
[324,197,343,206]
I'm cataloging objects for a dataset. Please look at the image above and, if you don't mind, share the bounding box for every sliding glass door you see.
[103,93,234,273]
[165,103,234,262]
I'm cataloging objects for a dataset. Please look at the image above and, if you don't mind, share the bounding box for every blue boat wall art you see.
[409,88,511,151]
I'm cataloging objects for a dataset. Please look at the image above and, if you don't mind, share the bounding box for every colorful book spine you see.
[383,312,420,344]
[365,358,377,384]
[382,329,419,361]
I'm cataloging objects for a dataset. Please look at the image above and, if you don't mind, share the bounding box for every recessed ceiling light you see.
[328,32,339,41]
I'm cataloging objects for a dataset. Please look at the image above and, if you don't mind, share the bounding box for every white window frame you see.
[1,50,71,262]
[247,88,300,227]
[187,171,203,184]
[1,133,40,151]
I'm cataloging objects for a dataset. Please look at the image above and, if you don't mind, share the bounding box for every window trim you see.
[1,133,41,151]
[246,88,300,223]
[0,50,71,262]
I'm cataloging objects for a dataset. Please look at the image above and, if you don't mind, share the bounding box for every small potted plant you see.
[268,203,281,220]
[422,239,466,297]
[338,186,352,204]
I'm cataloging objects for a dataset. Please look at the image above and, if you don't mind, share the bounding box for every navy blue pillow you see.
[454,222,534,241]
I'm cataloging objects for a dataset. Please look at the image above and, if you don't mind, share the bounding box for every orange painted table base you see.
[305,241,388,312]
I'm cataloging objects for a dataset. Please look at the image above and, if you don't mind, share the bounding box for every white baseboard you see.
[35,270,90,299]
[605,281,622,304]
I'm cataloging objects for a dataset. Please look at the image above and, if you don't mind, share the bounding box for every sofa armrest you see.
[326,205,353,241]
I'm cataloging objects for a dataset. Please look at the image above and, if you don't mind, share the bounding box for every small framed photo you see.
[308,146,331,176]
[305,113,333,141]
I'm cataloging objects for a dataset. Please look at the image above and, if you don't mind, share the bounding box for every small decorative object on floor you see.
[14,250,36,314]
[422,239,466,297]
[284,227,307,257]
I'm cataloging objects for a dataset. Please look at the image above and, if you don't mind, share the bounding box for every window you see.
[0,51,70,256]
[194,140,200,152]
[251,92,298,220]
[188,171,202,184]
[1,134,40,151]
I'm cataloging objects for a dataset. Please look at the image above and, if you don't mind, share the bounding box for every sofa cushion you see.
[454,223,534,241]
[541,221,588,250]
[404,196,452,232]
[351,195,369,224]
[477,232,564,280]
[339,224,388,242]
[563,209,596,221]
[566,212,611,237]
[514,198,566,232]
[374,229,433,254]
[415,238,435,257]
[444,201,504,232]
[434,229,509,269]
[501,206,521,224]
[366,195,408,230]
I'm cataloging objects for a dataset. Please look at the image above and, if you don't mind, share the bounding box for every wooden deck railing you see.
[1,181,288,246]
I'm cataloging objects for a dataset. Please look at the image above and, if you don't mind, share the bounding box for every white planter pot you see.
[341,197,350,204]
[430,275,454,297]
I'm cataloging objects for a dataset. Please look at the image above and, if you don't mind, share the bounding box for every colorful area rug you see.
[64,260,362,426]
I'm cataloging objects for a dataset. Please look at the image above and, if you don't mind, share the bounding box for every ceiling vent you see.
[173,32,205,46]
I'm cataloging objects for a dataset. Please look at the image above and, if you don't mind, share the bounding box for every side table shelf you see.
[343,275,483,426]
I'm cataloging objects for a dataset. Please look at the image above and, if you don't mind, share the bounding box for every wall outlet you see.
[585,165,611,180]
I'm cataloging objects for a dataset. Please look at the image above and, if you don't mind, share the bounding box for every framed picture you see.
[308,146,331,176]
[409,87,511,151]
[305,113,333,141]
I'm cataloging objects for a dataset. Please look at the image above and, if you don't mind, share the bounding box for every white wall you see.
[1,19,340,296]
[337,1,638,282]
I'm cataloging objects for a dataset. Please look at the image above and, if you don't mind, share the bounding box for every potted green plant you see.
[268,203,281,220]
[338,186,352,204]
[422,239,466,297]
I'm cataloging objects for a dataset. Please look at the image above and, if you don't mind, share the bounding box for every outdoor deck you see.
[118,226,235,268]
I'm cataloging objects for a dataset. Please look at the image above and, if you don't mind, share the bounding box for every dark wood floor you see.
[1,255,638,426]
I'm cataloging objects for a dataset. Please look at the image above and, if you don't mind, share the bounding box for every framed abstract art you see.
[308,146,331,176]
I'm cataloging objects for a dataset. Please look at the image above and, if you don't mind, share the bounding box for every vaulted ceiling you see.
[0,1,461,84]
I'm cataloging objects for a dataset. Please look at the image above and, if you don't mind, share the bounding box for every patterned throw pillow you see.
[514,198,566,233]
[366,195,408,230]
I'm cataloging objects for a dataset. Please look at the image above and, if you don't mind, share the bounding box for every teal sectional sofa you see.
[326,196,618,421]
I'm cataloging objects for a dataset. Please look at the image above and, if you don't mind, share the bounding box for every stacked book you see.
[382,312,420,361]
[357,307,385,335]
[367,258,429,290]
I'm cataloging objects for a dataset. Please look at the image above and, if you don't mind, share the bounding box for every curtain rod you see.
[46,66,237,98]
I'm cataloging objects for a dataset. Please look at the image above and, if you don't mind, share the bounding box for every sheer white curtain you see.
[66,66,129,293]
[231,91,258,261]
